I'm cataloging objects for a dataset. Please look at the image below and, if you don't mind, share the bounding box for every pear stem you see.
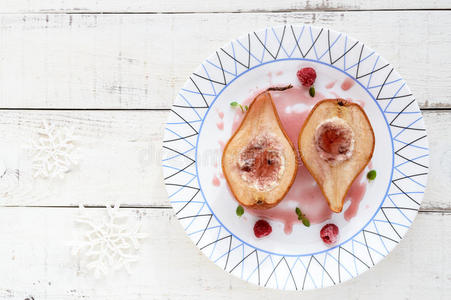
[266,84,293,92]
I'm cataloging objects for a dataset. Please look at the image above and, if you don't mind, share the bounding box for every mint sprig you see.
[309,86,315,97]
[236,205,244,217]
[367,169,376,181]
[295,207,310,227]
[230,101,248,113]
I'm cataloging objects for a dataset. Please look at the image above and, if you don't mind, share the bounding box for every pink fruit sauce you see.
[212,174,220,187]
[343,171,367,221]
[216,121,224,130]
[341,78,355,91]
[218,140,225,152]
[228,86,368,234]
[326,81,336,89]
[267,72,273,84]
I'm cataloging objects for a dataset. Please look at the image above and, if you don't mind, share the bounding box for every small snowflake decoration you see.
[72,203,148,278]
[30,120,78,179]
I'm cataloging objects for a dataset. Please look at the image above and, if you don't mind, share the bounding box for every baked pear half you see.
[222,90,298,209]
[298,99,375,213]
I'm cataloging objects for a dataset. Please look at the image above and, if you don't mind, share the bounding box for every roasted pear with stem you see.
[298,99,375,213]
[222,87,298,209]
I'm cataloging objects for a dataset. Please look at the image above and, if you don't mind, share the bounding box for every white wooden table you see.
[0,1,450,299]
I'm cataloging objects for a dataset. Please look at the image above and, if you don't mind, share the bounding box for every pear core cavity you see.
[238,134,285,191]
[315,117,354,165]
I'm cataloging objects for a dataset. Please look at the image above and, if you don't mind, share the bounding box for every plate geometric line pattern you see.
[162,25,429,290]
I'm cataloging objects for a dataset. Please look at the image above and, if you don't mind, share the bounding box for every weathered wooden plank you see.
[0,207,449,299]
[0,12,449,109]
[0,110,166,207]
[0,109,447,210]
[0,0,450,13]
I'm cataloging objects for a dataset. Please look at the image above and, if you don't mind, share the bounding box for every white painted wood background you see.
[0,1,449,299]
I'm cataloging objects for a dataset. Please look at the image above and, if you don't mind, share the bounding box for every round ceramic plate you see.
[162,25,429,290]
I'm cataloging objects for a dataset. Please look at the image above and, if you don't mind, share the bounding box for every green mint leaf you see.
[302,217,310,227]
[367,170,377,181]
[244,105,249,111]
[230,101,238,107]
[309,86,315,97]
[236,205,244,217]
[295,207,301,216]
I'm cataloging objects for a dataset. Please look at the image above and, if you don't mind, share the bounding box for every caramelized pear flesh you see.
[298,99,375,213]
[222,91,298,209]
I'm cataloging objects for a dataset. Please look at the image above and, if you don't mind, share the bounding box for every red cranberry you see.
[297,67,317,87]
[253,219,272,238]
[320,223,339,245]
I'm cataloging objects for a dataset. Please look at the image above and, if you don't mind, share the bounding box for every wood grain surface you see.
[1,0,450,13]
[0,110,447,209]
[0,208,448,299]
[0,1,449,299]
[0,12,449,109]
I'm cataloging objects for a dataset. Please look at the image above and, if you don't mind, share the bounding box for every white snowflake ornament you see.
[29,120,78,179]
[72,203,148,278]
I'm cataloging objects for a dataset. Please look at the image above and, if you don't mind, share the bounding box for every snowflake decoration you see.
[72,203,148,278]
[29,120,77,179]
